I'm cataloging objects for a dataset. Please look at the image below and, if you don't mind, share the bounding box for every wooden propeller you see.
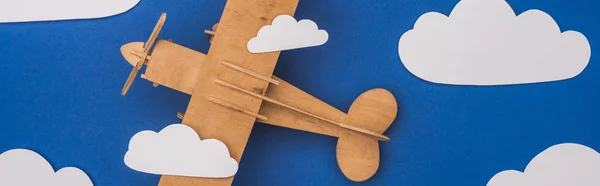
[121,13,167,95]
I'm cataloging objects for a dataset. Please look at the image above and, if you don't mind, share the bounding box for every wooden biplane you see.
[119,0,398,185]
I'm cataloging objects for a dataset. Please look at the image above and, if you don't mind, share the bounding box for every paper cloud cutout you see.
[0,149,93,186]
[487,143,600,186]
[0,0,140,23]
[398,0,591,86]
[247,14,329,53]
[124,124,238,178]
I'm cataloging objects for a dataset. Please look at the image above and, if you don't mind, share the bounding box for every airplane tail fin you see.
[336,89,397,182]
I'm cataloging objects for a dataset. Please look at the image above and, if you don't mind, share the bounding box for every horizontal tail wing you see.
[337,89,397,182]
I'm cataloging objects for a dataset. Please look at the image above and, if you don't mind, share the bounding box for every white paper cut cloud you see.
[398,0,591,86]
[247,14,329,53]
[0,149,93,186]
[124,124,238,178]
[487,143,600,186]
[0,0,140,23]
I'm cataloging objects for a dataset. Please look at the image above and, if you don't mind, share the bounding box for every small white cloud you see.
[0,149,93,186]
[0,0,140,23]
[247,14,329,53]
[487,143,600,186]
[124,124,238,178]
[398,0,591,86]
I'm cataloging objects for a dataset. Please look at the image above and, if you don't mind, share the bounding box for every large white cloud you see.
[0,149,93,186]
[124,124,238,178]
[398,0,591,86]
[487,143,600,186]
[247,14,329,53]
[0,0,140,23]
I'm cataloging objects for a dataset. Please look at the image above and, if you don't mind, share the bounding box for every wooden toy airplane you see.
[119,0,397,185]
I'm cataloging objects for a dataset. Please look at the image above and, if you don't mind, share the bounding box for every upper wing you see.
[158,0,300,186]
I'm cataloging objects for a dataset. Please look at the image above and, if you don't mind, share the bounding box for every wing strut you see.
[214,79,390,141]
[221,61,280,85]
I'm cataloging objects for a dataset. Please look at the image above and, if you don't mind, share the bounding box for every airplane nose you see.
[120,42,145,66]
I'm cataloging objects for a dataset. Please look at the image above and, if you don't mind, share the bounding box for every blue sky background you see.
[0,0,598,185]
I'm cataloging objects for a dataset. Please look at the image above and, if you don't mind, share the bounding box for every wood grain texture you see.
[259,79,398,181]
[221,61,280,85]
[157,0,299,185]
[257,77,345,137]
[220,77,390,141]
[144,40,206,95]
[337,89,397,182]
